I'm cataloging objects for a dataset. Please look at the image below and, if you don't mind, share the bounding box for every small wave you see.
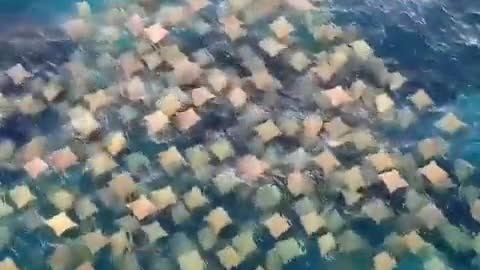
[331,0,480,103]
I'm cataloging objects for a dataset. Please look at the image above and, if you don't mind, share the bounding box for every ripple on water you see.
[332,0,480,103]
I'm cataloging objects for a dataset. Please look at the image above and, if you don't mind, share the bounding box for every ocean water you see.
[1,0,480,270]
[332,2,480,268]
[335,0,480,163]
[0,0,105,20]
[332,0,480,176]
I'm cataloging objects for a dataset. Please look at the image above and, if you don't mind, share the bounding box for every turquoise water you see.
[1,0,480,270]
[0,0,104,20]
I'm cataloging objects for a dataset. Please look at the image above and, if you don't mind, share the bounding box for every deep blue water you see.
[332,0,480,166]
[333,0,480,103]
